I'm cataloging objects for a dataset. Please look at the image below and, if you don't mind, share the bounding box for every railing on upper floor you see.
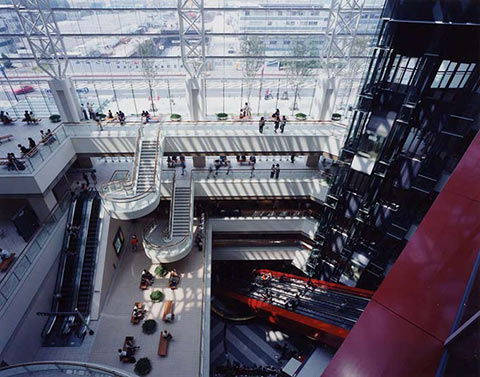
[0,361,134,377]
[0,192,70,313]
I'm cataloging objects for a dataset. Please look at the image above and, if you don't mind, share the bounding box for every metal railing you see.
[143,173,194,262]
[191,167,332,181]
[0,193,70,313]
[0,361,134,376]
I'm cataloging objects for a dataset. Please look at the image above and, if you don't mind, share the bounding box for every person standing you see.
[207,163,214,179]
[81,104,88,120]
[95,113,103,131]
[250,162,255,178]
[275,164,280,179]
[259,117,265,134]
[290,155,295,164]
[180,154,186,176]
[280,116,287,133]
[87,103,94,120]
[270,164,276,179]
[82,171,90,187]
[272,108,280,119]
[90,169,97,185]
[274,116,280,133]
[243,102,251,118]
[24,110,32,125]
[226,160,232,175]
[215,159,221,176]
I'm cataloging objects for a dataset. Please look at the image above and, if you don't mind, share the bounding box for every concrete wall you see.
[0,212,68,359]
[0,255,60,364]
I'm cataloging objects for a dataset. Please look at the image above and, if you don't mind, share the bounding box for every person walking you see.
[226,160,232,175]
[95,113,104,131]
[243,102,251,118]
[270,164,276,179]
[207,163,214,179]
[250,162,255,178]
[275,164,280,179]
[180,158,186,176]
[274,116,280,133]
[290,155,295,164]
[259,117,265,134]
[131,234,138,252]
[82,171,90,187]
[28,137,36,149]
[90,169,97,185]
[24,110,32,125]
[87,103,94,119]
[215,159,221,176]
[81,104,88,120]
[280,116,287,133]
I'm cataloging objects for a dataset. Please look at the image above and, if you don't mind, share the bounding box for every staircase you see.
[76,195,101,315]
[171,184,192,238]
[135,139,158,193]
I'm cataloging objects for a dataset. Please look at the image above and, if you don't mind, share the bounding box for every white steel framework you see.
[323,0,366,79]
[12,0,69,79]
[177,0,206,78]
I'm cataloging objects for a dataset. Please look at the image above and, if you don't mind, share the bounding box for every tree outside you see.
[283,38,319,115]
[239,36,266,108]
[136,39,161,114]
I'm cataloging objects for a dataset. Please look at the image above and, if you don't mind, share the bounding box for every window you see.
[270,40,277,45]
[431,60,476,89]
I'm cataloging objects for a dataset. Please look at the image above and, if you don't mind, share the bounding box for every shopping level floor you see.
[35,219,205,377]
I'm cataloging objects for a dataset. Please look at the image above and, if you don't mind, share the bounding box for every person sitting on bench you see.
[0,248,12,261]
[125,339,140,353]
[142,269,154,284]
[162,330,172,340]
[164,312,175,323]
[118,348,135,363]
[0,111,13,124]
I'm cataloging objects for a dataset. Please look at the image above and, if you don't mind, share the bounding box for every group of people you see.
[6,152,25,171]
[17,137,36,156]
[23,110,40,125]
[117,338,140,363]
[72,170,98,196]
[141,269,154,287]
[258,109,287,134]
[0,111,14,124]
[167,155,187,175]
[239,102,251,119]
[141,110,151,123]
[106,109,126,124]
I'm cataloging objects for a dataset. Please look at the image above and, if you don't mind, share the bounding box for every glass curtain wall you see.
[0,0,384,120]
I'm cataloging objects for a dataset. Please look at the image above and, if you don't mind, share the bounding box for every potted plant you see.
[134,357,152,376]
[332,113,342,121]
[170,113,182,121]
[150,290,164,303]
[49,114,61,123]
[295,112,307,121]
[216,112,228,121]
[97,113,107,120]
[154,265,168,277]
[142,319,157,335]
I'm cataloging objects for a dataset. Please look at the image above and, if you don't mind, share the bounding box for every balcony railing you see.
[0,193,70,313]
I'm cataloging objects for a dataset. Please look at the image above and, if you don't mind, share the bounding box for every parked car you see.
[14,85,34,95]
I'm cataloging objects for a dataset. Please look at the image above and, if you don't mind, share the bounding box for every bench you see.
[158,334,170,357]
[162,300,174,322]
[169,273,180,290]
[0,253,15,272]
[131,302,145,324]
[0,134,13,144]
[119,336,137,363]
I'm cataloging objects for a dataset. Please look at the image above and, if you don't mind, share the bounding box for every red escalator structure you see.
[217,269,374,347]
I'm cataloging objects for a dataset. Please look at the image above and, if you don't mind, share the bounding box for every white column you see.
[313,77,338,120]
[185,77,204,121]
[28,190,57,222]
[48,78,82,123]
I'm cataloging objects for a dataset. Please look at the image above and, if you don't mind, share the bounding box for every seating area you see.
[130,302,146,324]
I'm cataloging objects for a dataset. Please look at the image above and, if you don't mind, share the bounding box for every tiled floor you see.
[35,218,205,377]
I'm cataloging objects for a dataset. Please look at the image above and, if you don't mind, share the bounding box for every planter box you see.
[170,114,182,122]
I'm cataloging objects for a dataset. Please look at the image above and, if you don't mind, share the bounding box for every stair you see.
[76,195,101,315]
[171,186,191,238]
[136,140,158,193]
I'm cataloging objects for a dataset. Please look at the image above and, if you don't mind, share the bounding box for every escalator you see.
[42,191,102,347]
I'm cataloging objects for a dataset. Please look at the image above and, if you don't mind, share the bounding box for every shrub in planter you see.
[331,113,342,121]
[142,319,157,335]
[154,265,168,277]
[150,290,164,303]
[295,112,307,121]
[216,112,228,120]
[134,357,152,376]
[170,113,182,121]
[49,114,61,123]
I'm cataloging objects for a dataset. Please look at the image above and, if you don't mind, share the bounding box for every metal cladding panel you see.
[322,132,480,377]
[322,301,441,377]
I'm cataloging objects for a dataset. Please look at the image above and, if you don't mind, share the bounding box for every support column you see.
[306,153,321,168]
[28,190,57,222]
[193,156,206,168]
[48,78,82,123]
[185,77,204,121]
[313,77,338,120]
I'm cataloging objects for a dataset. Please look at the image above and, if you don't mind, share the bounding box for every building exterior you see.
[307,0,480,290]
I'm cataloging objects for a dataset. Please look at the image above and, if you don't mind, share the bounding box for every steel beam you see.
[11,0,69,79]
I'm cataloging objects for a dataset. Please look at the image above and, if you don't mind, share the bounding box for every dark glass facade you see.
[307,0,480,290]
